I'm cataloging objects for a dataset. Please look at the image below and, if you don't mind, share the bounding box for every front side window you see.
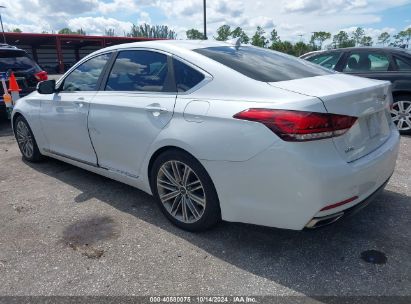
[62,53,111,91]
[194,46,332,82]
[106,50,173,92]
[173,59,205,92]
[305,52,342,70]
[343,52,390,72]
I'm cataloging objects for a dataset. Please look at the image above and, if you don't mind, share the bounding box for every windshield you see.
[194,46,333,82]
[0,50,41,72]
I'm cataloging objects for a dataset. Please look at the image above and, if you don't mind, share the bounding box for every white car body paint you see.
[12,40,400,230]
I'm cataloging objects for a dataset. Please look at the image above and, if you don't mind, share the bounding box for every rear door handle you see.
[145,106,168,114]
[74,101,85,108]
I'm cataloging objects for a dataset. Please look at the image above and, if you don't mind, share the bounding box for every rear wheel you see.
[391,95,411,135]
[14,115,43,162]
[151,149,221,231]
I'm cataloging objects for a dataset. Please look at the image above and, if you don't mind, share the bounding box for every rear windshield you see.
[194,46,333,82]
[0,50,41,72]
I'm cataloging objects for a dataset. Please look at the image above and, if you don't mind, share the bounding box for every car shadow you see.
[23,157,411,297]
[0,117,13,137]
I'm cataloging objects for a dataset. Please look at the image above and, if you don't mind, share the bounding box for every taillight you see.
[233,109,357,142]
[35,71,48,81]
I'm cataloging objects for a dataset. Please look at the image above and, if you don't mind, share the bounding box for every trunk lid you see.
[269,73,393,162]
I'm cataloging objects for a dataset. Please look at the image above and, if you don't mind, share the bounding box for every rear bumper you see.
[202,127,400,230]
[305,176,390,228]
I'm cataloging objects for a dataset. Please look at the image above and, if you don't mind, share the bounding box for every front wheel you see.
[14,115,43,162]
[391,95,411,135]
[151,149,221,232]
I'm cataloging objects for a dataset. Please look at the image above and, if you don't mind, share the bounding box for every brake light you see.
[35,71,48,81]
[233,109,357,142]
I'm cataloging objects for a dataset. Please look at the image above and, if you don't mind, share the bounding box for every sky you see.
[1,0,411,44]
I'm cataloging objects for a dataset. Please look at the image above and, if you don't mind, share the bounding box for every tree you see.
[352,27,365,46]
[294,41,311,56]
[271,41,295,55]
[360,36,373,46]
[251,26,268,47]
[310,31,331,50]
[128,23,176,39]
[333,31,355,48]
[397,28,411,48]
[57,28,85,35]
[105,28,116,37]
[378,32,391,46]
[231,27,249,44]
[76,28,86,35]
[269,28,280,44]
[186,28,204,40]
[58,28,73,34]
[215,25,231,41]
[12,28,22,33]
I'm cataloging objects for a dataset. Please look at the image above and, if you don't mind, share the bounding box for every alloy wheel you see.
[16,120,34,159]
[391,100,411,131]
[156,160,206,224]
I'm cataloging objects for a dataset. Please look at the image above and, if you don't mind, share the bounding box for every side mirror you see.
[37,80,56,94]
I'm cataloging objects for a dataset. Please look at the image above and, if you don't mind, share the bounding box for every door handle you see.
[74,101,85,108]
[145,106,168,114]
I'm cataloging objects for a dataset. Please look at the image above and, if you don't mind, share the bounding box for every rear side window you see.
[0,50,41,72]
[62,53,110,91]
[343,52,390,72]
[305,52,342,70]
[194,46,332,82]
[394,56,411,70]
[173,59,205,92]
[106,50,174,93]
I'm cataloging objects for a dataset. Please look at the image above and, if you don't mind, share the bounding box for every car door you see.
[390,53,411,93]
[39,53,112,165]
[88,49,177,178]
[340,50,398,82]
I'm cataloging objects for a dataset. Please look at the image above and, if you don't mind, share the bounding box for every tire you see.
[150,149,221,232]
[392,94,411,135]
[14,115,43,162]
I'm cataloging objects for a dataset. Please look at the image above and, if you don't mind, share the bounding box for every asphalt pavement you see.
[0,118,410,297]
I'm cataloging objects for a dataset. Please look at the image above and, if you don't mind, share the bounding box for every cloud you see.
[67,17,133,36]
[0,0,410,42]
[38,0,99,15]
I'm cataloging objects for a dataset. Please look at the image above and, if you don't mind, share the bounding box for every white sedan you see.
[12,40,400,231]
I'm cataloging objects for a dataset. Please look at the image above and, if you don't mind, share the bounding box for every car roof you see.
[98,39,238,53]
[303,47,411,57]
[0,43,24,51]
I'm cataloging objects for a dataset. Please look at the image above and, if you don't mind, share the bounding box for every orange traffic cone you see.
[8,72,21,92]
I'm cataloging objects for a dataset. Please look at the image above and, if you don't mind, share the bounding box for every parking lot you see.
[0,117,410,297]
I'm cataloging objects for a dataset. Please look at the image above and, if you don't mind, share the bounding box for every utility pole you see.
[0,6,6,44]
[203,0,207,40]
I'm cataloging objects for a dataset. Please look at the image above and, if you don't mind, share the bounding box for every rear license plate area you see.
[366,113,382,139]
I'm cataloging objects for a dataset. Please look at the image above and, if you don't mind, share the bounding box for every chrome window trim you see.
[58,46,213,95]
[102,47,213,95]
[56,51,114,89]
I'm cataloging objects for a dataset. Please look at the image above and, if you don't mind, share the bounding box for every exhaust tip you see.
[305,212,344,229]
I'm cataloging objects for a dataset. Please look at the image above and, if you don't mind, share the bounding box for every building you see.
[3,32,160,74]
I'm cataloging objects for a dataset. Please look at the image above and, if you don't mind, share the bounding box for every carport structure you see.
[3,32,160,74]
